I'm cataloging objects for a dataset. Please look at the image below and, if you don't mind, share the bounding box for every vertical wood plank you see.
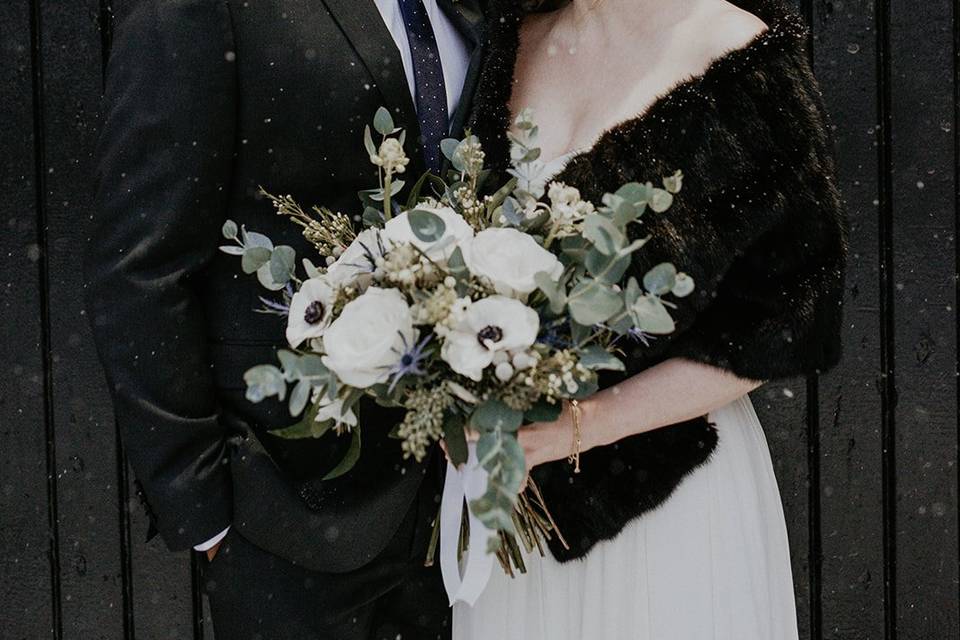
[0,0,57,637]
[35,0,124,636]
[809,1,887,638]
[888,0,959,635]
[754,382,813,640]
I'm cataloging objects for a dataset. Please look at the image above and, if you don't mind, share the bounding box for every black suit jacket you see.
[84,0,485,573]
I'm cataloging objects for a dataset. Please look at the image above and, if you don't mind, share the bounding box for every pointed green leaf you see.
[323,429,361,480]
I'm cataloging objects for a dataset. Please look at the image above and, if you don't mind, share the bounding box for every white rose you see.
[285,277,336,348]
[326,228,389,290]
[321,287,415,388]
[461,227,563,297]
[383,205,475,262]
[440,295,540,381]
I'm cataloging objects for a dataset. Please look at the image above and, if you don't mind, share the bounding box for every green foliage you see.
[244,364,286,403]
[323,429,362,480]
[470,398,523,433]
[373,106,395,135]
[408,209,447,243]
[579,345,626,371]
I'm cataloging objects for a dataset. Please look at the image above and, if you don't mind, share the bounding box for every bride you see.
[454,0,847,638]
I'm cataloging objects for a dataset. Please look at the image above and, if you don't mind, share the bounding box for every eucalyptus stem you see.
[383,169,394,221]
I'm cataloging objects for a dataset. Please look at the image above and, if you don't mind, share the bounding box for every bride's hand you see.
[517,401,580,474]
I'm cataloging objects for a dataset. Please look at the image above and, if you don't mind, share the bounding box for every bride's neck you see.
[565,0,700,33]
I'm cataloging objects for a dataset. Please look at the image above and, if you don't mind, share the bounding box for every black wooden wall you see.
[1,1,957,638]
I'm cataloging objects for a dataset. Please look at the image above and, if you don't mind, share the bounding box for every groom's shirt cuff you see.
[193,525,230,551]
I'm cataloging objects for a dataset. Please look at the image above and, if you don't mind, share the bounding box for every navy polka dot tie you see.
[397,0,449,173]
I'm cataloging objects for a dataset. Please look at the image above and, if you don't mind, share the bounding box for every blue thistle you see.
[386,332,433,393]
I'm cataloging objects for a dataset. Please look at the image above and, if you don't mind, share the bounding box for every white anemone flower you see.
[285,277,336,348]
[440,295,540,381]
[325,227,390,290]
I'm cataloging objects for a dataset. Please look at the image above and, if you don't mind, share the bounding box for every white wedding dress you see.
[453,153,800,640]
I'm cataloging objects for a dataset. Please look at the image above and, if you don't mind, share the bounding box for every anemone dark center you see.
[477,325,504,348]
[304,301,326,324]
[400,353,415,366]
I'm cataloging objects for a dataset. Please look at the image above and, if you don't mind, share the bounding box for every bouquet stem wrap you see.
[440,442,496,606]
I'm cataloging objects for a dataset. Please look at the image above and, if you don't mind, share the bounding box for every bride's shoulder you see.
[680,1,770,63]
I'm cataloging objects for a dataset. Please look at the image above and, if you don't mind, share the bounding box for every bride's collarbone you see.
[510,5,769,157]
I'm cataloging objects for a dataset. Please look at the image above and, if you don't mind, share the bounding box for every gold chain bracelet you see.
[567,399,582,474]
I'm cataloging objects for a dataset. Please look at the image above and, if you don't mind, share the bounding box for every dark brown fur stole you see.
[467,0,848,561]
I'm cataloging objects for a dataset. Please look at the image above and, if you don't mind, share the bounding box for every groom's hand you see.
[206,541,222,562]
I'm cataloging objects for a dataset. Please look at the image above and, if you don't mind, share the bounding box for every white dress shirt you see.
[194,0,470,553]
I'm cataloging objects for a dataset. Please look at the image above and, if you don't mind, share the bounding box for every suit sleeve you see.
[83,0,238,550]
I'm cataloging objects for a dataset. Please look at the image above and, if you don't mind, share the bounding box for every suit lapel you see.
[438,0,487,139]
[321,0,423,167]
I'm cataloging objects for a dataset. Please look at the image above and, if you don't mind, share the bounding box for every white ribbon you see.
[439,441,496,607]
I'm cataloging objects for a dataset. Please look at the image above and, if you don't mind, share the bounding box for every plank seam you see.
[28,0,63,636]
[953,0,960,633]
[875,0,897,637]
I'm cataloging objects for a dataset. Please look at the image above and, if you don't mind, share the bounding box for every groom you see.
[84,0,484,637]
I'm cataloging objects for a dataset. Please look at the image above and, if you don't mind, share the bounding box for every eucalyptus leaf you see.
[524,400,562,423]
[585,248,631,283]
[219,245,244,256]
[362,206,383,227]
[624,276,642,308]
[534,271,566,314]
[241,246,272,274]
[649,188,674,213]
[643,262,677,295]
[323,429,361,480]
[570,375,599,400]
[363,125,376,157]
[288,379,311,416]
[663,170,684,194]
[244,364,286,403]
[579,345,626,371]
[470,398,523,433]
[630,294,676,334]
[570,319,593,347]
[222,220,238,239]
[447,246,469,278]
[408,209,447,243]
[582,213,625,255]
[500,196,524,227]
[440,137,460,162]
[277,349,301,380]
[672,272,695,297]
[244,230,274,250]
[560,235,590,264]
[269,245,296,285]
[568,279,624,325]
[256,263,286,291]
[373,106,394,135]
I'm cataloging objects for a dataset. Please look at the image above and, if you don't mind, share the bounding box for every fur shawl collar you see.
[467,0,848,561]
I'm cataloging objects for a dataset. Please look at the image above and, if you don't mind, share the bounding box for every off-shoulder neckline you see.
[469,0,809,179]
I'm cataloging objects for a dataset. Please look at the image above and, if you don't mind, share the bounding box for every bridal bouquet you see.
[220,107,691,580]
